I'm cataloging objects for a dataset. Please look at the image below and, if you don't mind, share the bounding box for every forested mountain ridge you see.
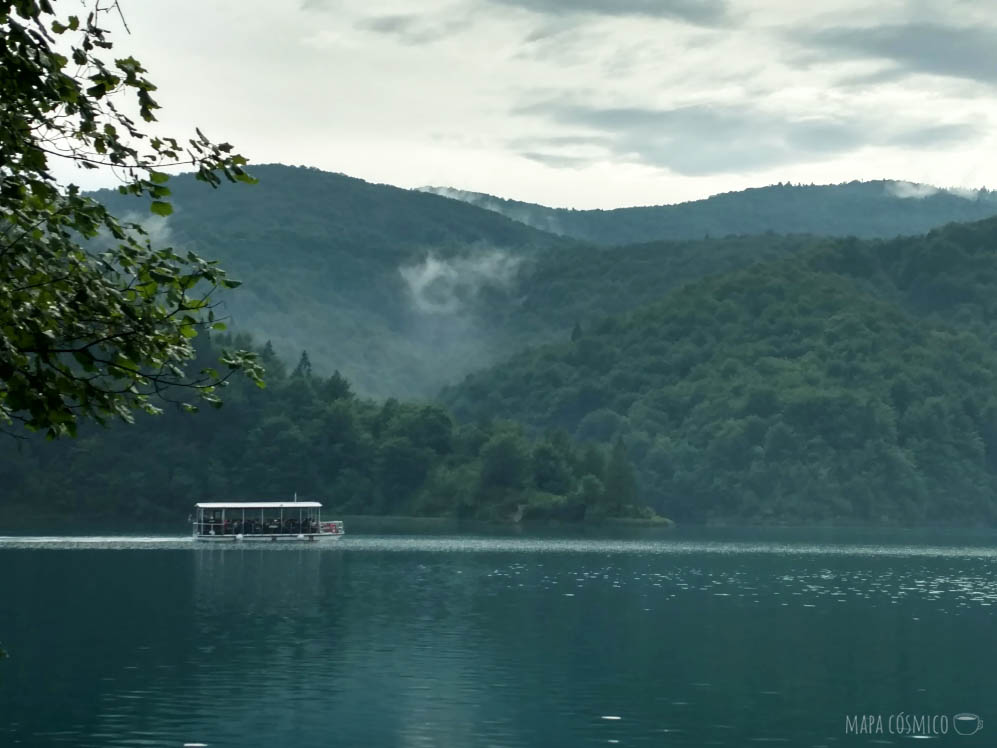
[421,181,997,245]
[501,214,997,348]
[802,218,997,343]
[92,166,997,403]
[495,234,818,343]
[443,217,997,524]
[94,164,571,398]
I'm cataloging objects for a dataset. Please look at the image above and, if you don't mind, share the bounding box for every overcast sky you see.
[62,0,997,208]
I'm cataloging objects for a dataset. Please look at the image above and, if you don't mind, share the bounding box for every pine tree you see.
[291,350,313,378]
[260,340,288,381]
[323,370,353,401]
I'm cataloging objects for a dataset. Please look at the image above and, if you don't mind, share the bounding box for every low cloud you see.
[103,213,174,250]
[420,186,489,203]
[886,181,984,200]
[133,214,173,247]
[399,251,522,314]
[886,181,939,199]
[419,187,569,234]
[947,186,984,200]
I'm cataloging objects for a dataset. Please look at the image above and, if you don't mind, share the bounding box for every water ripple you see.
[2,534,997,559]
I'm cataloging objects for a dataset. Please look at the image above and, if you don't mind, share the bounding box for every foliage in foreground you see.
[0,336,648,524]
[0,1,261,437]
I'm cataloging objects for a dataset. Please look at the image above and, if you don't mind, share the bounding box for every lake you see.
[1,527,994,747]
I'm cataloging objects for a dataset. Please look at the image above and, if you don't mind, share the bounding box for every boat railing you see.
[192,516,343,537]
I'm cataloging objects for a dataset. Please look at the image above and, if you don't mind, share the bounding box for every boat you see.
[191,501,345,542]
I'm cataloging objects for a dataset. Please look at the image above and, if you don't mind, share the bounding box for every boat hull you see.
[193,533,344,542]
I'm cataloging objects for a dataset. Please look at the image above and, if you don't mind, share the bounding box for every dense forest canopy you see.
[444,218,997,524]
[0,336,649,525]
[422,181,997,245]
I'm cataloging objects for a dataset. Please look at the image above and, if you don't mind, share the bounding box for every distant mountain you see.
[92,166,997,403]
[442,217,997,524]
[420,181,997,245]
[98,165,830,400]
[95,164,569,397]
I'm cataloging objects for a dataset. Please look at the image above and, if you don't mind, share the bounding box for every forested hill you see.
[94,164,569,397]
[497,215,997,347]
[443,217,997,524]
[91,165,997,404]
[421,181,997,245]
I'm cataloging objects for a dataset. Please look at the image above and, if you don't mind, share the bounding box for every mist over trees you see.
[93,164,570,399]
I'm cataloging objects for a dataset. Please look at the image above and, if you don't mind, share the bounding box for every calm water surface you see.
[1,528,995,747]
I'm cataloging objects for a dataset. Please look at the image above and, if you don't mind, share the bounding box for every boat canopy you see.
[195,502,322,509]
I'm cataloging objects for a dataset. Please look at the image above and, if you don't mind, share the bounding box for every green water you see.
[1,528,994,747]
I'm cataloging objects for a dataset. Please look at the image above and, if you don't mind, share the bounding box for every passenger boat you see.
[191,501,345,542]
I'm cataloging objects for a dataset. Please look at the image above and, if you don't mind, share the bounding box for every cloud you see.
[885,181,982,200]
[947,186,982,200]
[71,1,997,211]
[115,212,174,248]
[520,151,592,168]
[512,101,982,175]
[399,251,522,314]
[487,0,730,26]
[354,13,470,44]
[806,23,997,86]
[419,187,567,233]
[886,181,939,199]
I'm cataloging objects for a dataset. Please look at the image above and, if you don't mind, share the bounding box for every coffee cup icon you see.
[953,713,982,736]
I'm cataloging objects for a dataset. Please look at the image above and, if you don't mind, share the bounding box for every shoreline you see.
[4,510,997,535]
